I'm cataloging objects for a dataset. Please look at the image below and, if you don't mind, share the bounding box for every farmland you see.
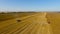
[0,12,37,22]
[0,12,60,34]
[47,12,60,34]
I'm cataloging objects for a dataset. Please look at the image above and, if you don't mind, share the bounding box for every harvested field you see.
[0,12,60,34]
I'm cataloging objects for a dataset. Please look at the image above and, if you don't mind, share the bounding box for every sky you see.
[0,0,60,12]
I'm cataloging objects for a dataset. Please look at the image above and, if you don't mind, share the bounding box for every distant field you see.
[0,12,37,22]
[0,13,15,21]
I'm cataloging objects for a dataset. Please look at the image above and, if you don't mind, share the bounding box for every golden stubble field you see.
[0,12,37,22]
[0,12,60,34]
[47,12,60,34]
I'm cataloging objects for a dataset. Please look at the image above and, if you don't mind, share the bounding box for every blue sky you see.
[0,0,60,12]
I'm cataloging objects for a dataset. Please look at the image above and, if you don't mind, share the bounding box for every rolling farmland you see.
[0,12,60,34]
